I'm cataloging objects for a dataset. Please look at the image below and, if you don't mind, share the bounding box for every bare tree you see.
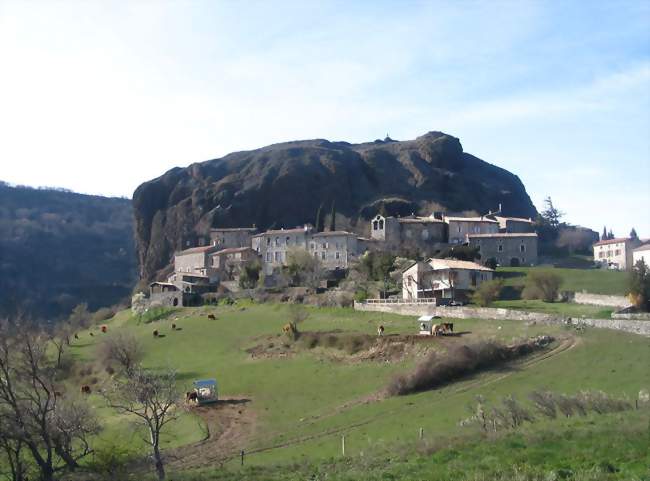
[0,320,100,481]
[97,331,143,374]
[0,414,26,481]
[101,367,179,481]
[131,293,148,323]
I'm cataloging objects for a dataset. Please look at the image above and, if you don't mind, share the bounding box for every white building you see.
[632,243,650,267]
[402,258,494,301]
[592,237,641,271]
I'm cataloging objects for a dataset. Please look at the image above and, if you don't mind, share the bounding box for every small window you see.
[498,245,504,252]
[266,252,271,261]
[520,244,526,252]
[286,236,291,245]
[372,220,378,230]
[458,225,461,233]
[335,252,340,259]
[321,252,326,260]
[266,237,271,246]
[274,252,280,262]
[379,219,384,229]
[275,237,280,246]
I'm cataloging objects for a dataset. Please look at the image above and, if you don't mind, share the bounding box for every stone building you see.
[369,214,447,252]
[492,216,535,233]
[594,237,642,270]
[173,245,220,280]
[309,231,359,270]
[209,246,258,281]
[252,226,313,275]
[467,232,539,267]
[444,215,499,244]
[402,258,494,301]
[209,227,257,249]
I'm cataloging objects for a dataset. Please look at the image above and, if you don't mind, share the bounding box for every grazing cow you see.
[186,391,198,403]
[442,323,454,334]
[101,325,107,333]
[377,325,385,337]
[172,323,177,330]
[74,333,79,340]
[153,330,159,337]
[432,324,444,336]
[80,385,91,395]
[89,332,94,337]
[208,314,216,320]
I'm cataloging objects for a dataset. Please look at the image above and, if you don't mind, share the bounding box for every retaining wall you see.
[353,302,650,336]
[571,292,630,308]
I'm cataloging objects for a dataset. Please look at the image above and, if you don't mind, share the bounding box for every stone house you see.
[309,231,359,270]
[444,216,500,244]
[467,232,538,267]
[173,245,220,281]
[252,226,313,275]
[632,242,650,267]
[593,237,641,270]
[369,214,447,252]
[209,227,257,249]
[402,258,494,301]
[209,246,258,281]
[492,216,535,233]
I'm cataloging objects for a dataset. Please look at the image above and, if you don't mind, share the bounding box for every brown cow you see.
[377,325,385,336]
[171,323,177,330]
[100,325,107,333]
[153,330,159,337]
[80,385,91,395]
[89,332,94,337]
[207,314,216,320]
[74,333,79,340]
[186,391,198,403]
[442,323,454,334]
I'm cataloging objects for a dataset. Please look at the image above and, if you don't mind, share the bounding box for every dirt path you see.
[165,336,578,467]
[166,397,256,470]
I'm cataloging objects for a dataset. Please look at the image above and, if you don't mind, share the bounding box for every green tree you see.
[239,260,261,289]
[285,248,322,288]
[471,279,504,307]
[522,271,563,302]
[630,227,638,239]
[628,260,650,311]
[314,203,325,233]
[602,226,607,241]
[329,201,336,232]
[540,196,564,228]
[608,229,614,240]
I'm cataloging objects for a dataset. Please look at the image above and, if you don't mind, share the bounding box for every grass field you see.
[65,301,649,479]
[496,266,629,296]
[491,299,615,319]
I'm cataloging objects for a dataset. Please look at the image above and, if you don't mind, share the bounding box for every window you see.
[322,242,328,249]
[458,225,461,233]
[422,229,429,240]
[266,237,271,246]
[520,244,526,252]
[314,252,318,258]
[266,252,271,262]
[274,252,280,262]
[321,252,326,260]
[498,244,503,252]
[615,249,621,256]
[405,229,412,238]
[372,220,378,230]
[286,236,291,245]
[310,243,315,250]
[522,257,525,263]
[335,252,340,259]
[275,237,280,246]
[408,277,412,286]
[379,219,384,229]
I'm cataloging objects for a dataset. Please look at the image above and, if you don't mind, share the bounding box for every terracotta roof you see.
[312,230,356,237]
[211,247,255,255]
[397,217,444,224]
[468,233,538,238]
[428,258,494,272]
[443,216,498,223]
[176,245,218,255]
[633,243,650,252]
[210,227,257,232]
[593,237,633,247]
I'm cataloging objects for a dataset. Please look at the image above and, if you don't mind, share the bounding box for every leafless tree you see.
[0,320,100,481]
[101,367,179,481]
[97,331,143,374]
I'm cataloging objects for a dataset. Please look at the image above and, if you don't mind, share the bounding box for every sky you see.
[0,0,648,237]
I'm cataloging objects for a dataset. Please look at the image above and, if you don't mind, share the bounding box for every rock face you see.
[133,132,537,283]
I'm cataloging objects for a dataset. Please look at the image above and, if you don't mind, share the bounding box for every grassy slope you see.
[491,299,614,319]
[68,302,649,474]
[497,266,629,296]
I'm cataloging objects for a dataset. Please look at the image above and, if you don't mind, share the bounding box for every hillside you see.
[133,132,537,284]
[0,182,137,320]
[67,303,649,480]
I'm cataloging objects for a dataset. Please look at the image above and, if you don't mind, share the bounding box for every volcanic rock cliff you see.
[133,132,537,283]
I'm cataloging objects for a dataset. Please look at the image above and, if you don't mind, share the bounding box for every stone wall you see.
[353,302,650,336]
[571,292,630,308]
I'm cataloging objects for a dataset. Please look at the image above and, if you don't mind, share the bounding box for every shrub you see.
[471,279,504,307]
[483,257,498,270]
[628,259,650,311]
[239,260,262,289]
[522,271,563,302]
[89,443,140,480]
[354,289,369,303]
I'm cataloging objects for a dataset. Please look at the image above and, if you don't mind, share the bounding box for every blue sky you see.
[0,1,648,237]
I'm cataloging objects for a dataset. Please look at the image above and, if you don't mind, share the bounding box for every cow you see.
[100,325,107,333]
[377,325,385,337]
[80,385,91,395]
[171,323,177,330]
[89,332,94,337]
[442,323,454,334]
[208,314,216,320]
[432,324,444,336]
[153,330,159,337]
[186,391,198,403]
[74,333,79,340]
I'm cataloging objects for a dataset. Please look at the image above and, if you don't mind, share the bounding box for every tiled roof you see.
[210,227,257,232]
[211,247,255,255]
[428,258,494,272]
[397,217,444,224]
[468,233,538,238]
[176,245,218,255]
[443,216,498,223]
[593,237,633,247]
[633,243,650,252]
[312,230,356,237]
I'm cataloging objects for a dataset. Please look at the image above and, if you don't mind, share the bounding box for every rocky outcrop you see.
[133,132,537,283]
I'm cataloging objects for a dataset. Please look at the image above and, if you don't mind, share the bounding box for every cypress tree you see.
[315,203,324,232]
[630,227,638,239]
[329,201,336,232]
[602,226,607,241]
[608,229,614,240]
